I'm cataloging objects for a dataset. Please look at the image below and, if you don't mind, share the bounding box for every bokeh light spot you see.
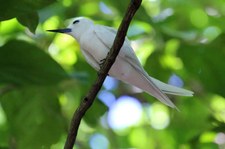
[89,133,109,149]
[43,16,60,31]
[200,131,216,143]
[49,34,77,66]
[99,2,113,15]
[215,132,225,145]
[210,95,225,122]
[190,9,208,28]
[98,90,116,107]
[103,76,118,90]
[129,128,148,148]
[148,103,170,129]
[107,96,142,130]
[203,26,221,42]
[165,39,180,55]
[168,74,184,87]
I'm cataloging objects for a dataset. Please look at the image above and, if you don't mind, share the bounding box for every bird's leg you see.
[99,52,109,69]
[97,52,110,76]
[98,58,107,76]
[99,58,106,68]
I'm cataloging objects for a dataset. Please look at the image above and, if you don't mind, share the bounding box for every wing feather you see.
[93,24,192,109]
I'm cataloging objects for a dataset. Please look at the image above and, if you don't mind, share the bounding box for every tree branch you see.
[64,0,142,148]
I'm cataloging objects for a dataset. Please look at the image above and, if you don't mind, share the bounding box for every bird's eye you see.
[73,20,80,24]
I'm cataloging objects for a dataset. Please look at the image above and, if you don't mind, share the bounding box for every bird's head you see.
[47,17,94,40]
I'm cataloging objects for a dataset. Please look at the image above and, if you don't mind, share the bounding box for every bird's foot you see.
[99,52,109,68]
[99,58,106,69]
[97,58,109,76]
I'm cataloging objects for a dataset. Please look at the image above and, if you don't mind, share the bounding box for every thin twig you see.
[64,0,142,148]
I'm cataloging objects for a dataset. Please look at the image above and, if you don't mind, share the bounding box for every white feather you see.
[64,17,193,109]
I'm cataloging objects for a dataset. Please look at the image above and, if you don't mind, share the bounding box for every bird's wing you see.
[94,25,193,94]
[81,48,100,70]
[93,25,142,66]
[94,25,178,109]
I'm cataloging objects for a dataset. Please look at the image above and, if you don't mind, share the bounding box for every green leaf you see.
[17,12,39,33]
[0,87,67,149]
[0,0,55,32]
[178,34,225,97]
[169,97,211,144]
[0,0,55,21]
[0,40,69,85]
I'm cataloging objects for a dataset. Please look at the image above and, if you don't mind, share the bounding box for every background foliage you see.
[0,0,225,148]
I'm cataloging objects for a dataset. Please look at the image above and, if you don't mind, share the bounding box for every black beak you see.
[47,28,72,33]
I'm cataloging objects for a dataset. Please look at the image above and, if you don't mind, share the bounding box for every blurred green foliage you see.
[0,0,225,148]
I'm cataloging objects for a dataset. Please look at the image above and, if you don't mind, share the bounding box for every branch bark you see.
[64,0,142,148]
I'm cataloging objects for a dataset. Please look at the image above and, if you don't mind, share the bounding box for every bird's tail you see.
[110,59,193,109]
[137,68,193,110]
[116,67,179,109]
[150,77,194,96]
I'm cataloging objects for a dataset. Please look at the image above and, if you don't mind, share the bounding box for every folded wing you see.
[93,24,193,109]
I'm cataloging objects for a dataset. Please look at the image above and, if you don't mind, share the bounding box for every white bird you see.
[48,17,193,109]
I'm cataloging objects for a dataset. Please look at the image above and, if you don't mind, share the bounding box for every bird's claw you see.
[99,52,109,69]
[99,58,106,69]
[97,58,109,76]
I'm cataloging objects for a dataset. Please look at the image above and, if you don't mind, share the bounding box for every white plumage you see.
[48,17,193,109]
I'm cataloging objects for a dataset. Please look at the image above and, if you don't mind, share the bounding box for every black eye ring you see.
[73,20,80,24]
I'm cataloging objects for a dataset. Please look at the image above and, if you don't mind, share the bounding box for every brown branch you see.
[64,0,142,149]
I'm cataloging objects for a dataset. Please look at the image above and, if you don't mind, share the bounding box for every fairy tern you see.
[47,17,193,109]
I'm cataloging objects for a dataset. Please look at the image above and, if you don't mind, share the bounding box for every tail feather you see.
[109,58,192,110]
[150,77,194,96]
[110,62,177,108]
